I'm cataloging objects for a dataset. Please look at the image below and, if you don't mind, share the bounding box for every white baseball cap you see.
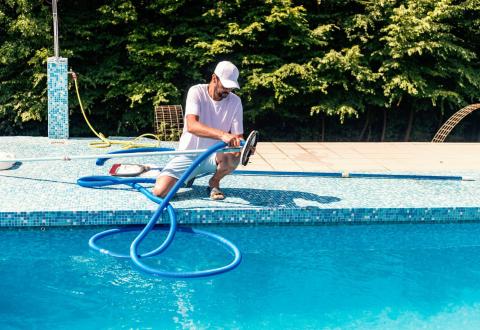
[214,61,240,89]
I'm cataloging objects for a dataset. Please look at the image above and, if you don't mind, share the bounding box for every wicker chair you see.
[154,105,184,141]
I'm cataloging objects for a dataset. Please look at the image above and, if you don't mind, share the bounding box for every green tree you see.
[0,0,478,141]
[0,0,51,134]
[379,0,480,140]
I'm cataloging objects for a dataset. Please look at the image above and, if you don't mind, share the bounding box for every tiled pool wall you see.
[2,207,480,228]
[47,57,69,139]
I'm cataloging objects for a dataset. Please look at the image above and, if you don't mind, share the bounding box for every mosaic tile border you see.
[47,57,69,139]
[1,207,480,228]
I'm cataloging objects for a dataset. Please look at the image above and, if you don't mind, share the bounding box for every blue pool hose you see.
[78,141,242,278]
[94,147,175,166]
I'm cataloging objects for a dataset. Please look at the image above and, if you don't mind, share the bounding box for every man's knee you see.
[217,154,239,172]
[152,186,168,198]
[153,176,177,197]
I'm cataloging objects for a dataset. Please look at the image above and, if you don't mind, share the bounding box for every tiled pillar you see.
[47,57,69,139]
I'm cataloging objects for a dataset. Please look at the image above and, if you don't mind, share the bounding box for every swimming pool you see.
[2,222,480,329]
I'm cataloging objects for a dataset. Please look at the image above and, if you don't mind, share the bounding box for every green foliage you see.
[0,0,479,140]
[379,0,480,112]
[0,1,51,134]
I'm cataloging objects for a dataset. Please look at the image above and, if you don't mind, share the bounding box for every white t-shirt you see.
[178,84,243,150]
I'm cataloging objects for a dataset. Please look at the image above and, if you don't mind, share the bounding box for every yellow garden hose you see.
[71,71,162,149]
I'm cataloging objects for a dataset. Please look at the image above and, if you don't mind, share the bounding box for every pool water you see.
[2,223,480,329]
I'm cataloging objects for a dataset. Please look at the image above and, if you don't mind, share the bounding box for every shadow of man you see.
[176,186,341,208]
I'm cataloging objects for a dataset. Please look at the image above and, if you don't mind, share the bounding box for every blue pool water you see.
[2,223,480,329]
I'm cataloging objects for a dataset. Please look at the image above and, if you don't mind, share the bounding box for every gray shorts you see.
[159,154,218,182]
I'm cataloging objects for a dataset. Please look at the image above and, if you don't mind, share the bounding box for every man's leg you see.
[152,155,193,197]
[209,153,240,189]
[153,175,178,198]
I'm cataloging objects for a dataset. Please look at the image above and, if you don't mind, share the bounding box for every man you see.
[153,61,244,200]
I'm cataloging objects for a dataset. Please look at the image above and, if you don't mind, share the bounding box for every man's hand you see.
[221,132,241,148]
[220,133,242,157]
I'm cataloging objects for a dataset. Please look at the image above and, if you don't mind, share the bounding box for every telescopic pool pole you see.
[0,147,242,164]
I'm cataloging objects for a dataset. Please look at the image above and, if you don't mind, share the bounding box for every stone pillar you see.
[47,57,69,139]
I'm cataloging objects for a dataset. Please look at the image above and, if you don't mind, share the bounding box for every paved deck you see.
[1,137,480,227]
[251,142,480,172]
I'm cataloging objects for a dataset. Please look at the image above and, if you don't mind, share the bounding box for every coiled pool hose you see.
[78,141,242,278]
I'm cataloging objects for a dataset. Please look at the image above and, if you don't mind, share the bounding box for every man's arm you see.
[186,114,242,147]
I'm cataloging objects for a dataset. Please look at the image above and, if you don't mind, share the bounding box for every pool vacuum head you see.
[241,130,258,166]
